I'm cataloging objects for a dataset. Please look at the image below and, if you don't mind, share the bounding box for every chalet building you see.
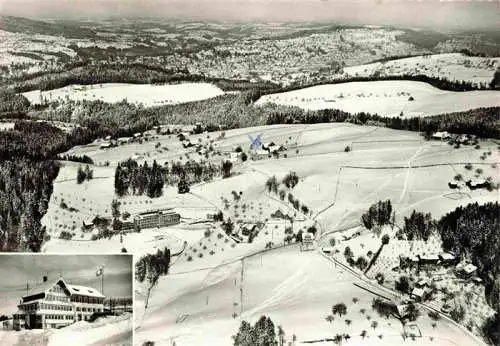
[133,209,180,230]
[13,277,105,330]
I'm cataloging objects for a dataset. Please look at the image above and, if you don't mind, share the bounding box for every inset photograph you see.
[0,254,133,346]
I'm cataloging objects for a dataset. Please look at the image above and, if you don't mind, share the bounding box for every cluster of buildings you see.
[398,252,481,302]
[12,277,105,330]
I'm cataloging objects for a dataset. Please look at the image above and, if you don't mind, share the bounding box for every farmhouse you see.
[133,132,143,138]
[118,137,133,144]
[251,150,270,160]
[13,277,105,330]
[417,254,440,267]
[261,142,276,150]
[438,252,456,266]
[432,131,451,140]
[182,140,193,148]
[267,144,286,153]
[448,181,458,189]
[415,278,430,288]
[411,287,431,302]
[82,219,94,231]
[240,223,263,237]
[133,209,181,230]
[271,209,287,219]
[455,262,477,279]
[100,142,112,149]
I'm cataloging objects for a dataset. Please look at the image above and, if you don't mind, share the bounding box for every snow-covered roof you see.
[66,284,105,298]
[417,278,430,286]
[439,253,455,261]
[432,131,450,138]
[462,264,477,274]
[411,287,425,297]
[22,278,104,299]
[418,254,439,261]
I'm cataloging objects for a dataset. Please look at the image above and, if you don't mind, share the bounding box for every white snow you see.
[21,83,225,107]
[255,80,500,117]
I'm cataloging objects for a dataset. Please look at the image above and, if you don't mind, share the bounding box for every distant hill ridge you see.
[0,15,96,39]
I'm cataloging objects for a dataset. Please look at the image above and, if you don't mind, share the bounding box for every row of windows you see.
[71,295,103,304]
[23,303,37,312]
[46,294,69,302]
[76,307,102,313]
[46,315,73,321]
[40,303,72,311]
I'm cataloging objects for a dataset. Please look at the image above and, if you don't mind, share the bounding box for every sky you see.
[0,254,133,315]
[1,0,499,30]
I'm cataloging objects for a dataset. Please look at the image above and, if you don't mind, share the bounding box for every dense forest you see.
[0,121,68,252]
[437,202,500,311]
[0,159,60,252]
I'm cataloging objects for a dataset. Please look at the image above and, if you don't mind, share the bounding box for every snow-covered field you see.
[0,313,132,346]
[39,123,498,345]
[136,246,485,346]
[255,81,500,117]
[22,83,225,107]
[343,53,499,85]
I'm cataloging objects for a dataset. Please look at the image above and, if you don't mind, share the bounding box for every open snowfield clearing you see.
[250,124,499,231]
[0,313,132,346]
[343,53,499,85]
[255,81,500,117]
[136,246,484,346]
[21,82,225,107]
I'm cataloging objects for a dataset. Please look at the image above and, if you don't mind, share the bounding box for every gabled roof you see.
[22,277,104,300]
[22,278,69,299]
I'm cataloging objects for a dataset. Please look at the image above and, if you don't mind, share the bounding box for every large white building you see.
[13,277,105,330]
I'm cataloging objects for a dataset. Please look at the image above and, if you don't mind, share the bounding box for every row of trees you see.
[115,159,164,198]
